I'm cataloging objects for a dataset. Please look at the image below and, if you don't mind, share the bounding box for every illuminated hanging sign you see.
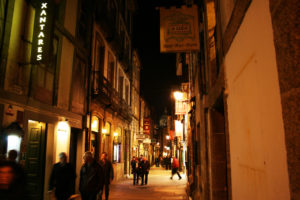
[160,5,200,52]
[32,1,53,64]
[143,118,151,135]
[36,3,48,61]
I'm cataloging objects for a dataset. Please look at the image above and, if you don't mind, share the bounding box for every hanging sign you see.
[160,5,200,52]
[175,100,188,115]
[32,1,53,63]
[143,118,151,135]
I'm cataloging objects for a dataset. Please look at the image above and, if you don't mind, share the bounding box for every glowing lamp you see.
[102,129,108,134]
[173,91,184,101]
[166,135,170,140]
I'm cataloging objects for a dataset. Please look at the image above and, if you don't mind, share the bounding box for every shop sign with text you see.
[32,1,53,63]
[160,5,200,52]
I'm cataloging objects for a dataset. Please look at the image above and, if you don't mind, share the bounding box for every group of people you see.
[130,155,150,185]
[0,150,113,200]
[50,151,114,200]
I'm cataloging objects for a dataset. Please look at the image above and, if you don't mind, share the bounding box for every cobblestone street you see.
[109,167,187,200]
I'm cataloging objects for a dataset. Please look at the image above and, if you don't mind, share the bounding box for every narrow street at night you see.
[109,167,186,200]
[0,0,299,200]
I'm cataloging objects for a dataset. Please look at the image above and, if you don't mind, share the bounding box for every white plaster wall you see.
[224,0,290,199]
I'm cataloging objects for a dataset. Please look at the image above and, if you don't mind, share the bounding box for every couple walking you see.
[131,155,150,185]
[49,151,113,200]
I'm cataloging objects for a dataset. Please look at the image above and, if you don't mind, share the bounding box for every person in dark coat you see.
[143,157,150,185]
[138,155,145,185]
[130,156,138,185]
[79,151,104,200]
[170,157,182,180]
[0,160,28,200]
[49,152,76,200]
[99,152,114,200]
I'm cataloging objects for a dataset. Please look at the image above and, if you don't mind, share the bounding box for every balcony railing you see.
[92,71,132,122]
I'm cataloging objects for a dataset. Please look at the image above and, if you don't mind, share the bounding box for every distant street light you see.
[166,135,170,140]
[173,91,184,101]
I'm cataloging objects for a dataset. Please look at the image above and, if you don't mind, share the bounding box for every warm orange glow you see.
[56,121,70,162]
[91,116,99,132]
[173,91,184,101]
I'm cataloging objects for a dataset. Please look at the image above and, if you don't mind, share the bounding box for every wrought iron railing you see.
[92,70,132,120]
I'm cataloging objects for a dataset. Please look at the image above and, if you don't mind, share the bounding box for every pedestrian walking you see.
[99,152,114,200]
[138,155,145,185]
[79,152,104,200]
[49,152,76,200]
[170,157,182,180]
[143,157,150,185]
[155,157,159,167]
[0,160,28,200]
[131,156,138,185]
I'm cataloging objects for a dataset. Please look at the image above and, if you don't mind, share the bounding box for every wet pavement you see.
[109,166,187,200]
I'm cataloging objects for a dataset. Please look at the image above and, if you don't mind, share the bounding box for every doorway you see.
[25,120,47,200]
[209,95,229,200]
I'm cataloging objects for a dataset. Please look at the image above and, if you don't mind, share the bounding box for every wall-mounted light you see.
[102,129,108,135]
[91,116,99,132]
[56,120,70,162]
[166,135,170,140]
[173,91,184,101]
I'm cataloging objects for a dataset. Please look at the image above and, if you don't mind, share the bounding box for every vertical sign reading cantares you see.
[36,3,48,61]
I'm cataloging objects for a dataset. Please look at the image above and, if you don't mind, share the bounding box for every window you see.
[107,52,115,86]
[0,0,7,46]
[125,81,129,104]
[118,70,124,98]
[93,33,105,92]
[71,56,86,114]
[33,36,59,104]
[113,127,122,163]
[77,0,90,49]
[113,144,121,163]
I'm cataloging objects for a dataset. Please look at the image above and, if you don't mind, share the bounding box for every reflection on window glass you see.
[113,144,121,163]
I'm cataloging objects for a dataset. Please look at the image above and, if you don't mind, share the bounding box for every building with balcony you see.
[89,0,137,181]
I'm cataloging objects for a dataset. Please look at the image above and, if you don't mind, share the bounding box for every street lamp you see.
[173,91,184,101]
[166,135,170,140]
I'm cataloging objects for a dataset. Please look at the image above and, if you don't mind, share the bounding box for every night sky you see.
[133,0,185,119]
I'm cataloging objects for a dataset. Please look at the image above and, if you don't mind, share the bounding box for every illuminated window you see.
[7,135,22,160]
[102,122,111,135]
[113,127,122,163]
[113,144,121,163]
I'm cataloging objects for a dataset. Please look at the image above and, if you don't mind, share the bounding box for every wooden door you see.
[26,120,46,200]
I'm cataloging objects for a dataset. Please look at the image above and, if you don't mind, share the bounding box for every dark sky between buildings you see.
[133,0,185,119]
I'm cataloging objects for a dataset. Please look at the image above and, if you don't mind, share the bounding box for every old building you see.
[0,0,92,198]
[181,0,298,200]
[89,0,137,181]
